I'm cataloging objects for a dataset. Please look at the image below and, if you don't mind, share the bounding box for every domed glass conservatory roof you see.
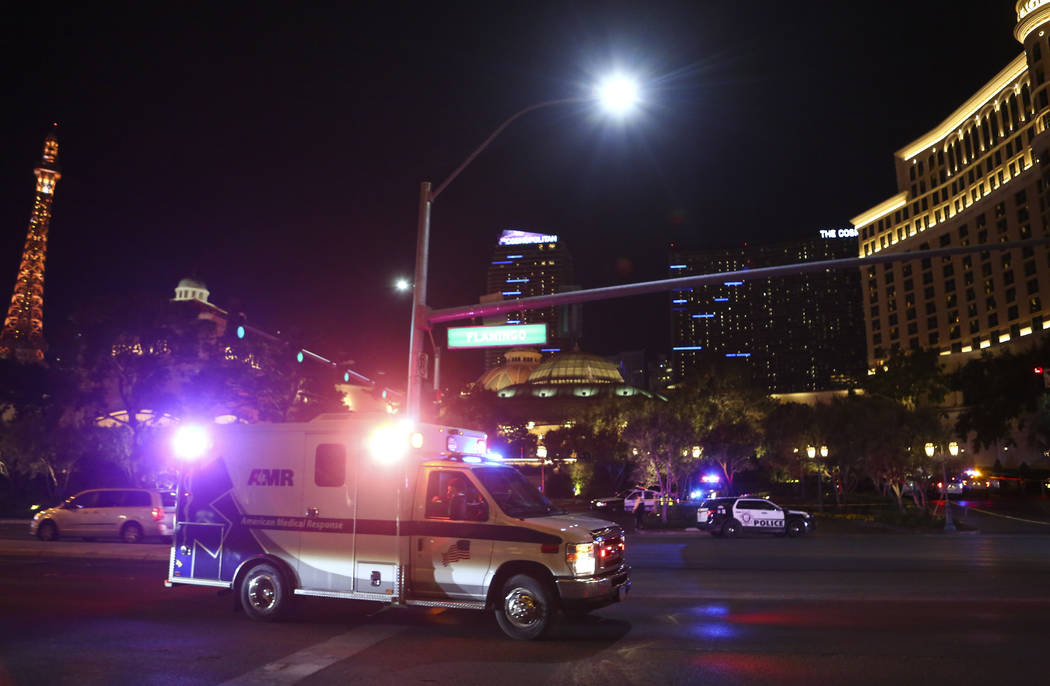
[477,347,542,391]
[526,352,623,385]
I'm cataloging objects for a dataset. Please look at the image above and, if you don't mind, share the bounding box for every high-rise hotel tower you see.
[852,2,1050,368]
[0,127,61,363]
[669,235,865,393]
[483,229,580,369]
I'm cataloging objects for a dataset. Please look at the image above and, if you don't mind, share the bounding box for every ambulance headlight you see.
[566,542,596,577]
[172,425,211,461]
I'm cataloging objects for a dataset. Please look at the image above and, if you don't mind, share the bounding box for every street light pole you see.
[926,441,956,532]
[406,181,432,420]
[945,441,959,531]
[403,87,639,419]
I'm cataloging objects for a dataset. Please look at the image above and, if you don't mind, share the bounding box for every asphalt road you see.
[1,527,1049,686]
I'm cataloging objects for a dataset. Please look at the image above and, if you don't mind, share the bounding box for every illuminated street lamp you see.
[394,278,411,293]
[925,442,956,532]
[536,444,549,492]
[807,445,827,512]
[405,75,642,419]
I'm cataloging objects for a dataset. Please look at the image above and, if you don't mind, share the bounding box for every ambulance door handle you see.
[306,507,319,518]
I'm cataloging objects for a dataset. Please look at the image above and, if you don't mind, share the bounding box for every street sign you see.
[447,323,548,349]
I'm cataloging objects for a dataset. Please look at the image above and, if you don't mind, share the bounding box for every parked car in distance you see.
[698,496,813,537]
[30,488,175,543]
[590,490,630,511]
[696,497,736,527]
[624,488,676,513]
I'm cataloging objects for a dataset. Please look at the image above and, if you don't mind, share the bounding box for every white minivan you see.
[31,488,174,543]
[623,489,674,513]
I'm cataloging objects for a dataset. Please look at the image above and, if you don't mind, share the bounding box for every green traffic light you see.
[297,351,304,363]
[236,325,245,339]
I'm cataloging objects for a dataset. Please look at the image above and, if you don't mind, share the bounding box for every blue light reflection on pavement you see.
[686,604,736,639]
[691,622,739,639]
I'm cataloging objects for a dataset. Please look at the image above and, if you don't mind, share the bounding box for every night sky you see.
[0,1,1025,391]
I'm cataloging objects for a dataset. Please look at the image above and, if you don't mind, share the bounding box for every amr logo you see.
[247,468,294,486]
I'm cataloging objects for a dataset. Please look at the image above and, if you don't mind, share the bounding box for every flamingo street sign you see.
[447,323,548,349]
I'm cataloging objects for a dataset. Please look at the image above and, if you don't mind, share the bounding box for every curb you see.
[0,545,170,562]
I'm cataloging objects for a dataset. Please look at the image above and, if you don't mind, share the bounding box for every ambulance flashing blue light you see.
[172,425,211,460]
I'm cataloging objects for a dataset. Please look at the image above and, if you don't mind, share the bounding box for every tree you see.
[763,401,817,497]
[676,366,772,496]
[815,396,881,507]
[953,345,1046,452]
[622,404,694,519]
[864,348,950,407]
[0,358,92,503]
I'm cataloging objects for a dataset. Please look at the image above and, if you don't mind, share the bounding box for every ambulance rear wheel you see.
[241,563,290,621]
[495,574,554,640]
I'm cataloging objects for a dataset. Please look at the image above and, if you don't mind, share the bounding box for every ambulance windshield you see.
[474,467,564,518]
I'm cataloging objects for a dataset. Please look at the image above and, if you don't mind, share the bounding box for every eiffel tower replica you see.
[0,125,62,363]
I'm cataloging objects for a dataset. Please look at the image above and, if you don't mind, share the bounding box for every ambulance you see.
[164,413,630,640]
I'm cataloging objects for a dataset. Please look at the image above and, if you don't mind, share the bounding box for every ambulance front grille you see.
[591,526,625,574]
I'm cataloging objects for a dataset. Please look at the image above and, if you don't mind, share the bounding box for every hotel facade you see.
[852,1,1050,368]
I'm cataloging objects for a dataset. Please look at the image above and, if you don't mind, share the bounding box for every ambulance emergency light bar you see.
[368,422,488,463]
[447,323,547,349]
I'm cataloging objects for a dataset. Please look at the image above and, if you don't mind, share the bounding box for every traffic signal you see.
[236,325,245,339]
[296,351,304,363]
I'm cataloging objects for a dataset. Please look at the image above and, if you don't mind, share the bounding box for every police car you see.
[698,496,813,537]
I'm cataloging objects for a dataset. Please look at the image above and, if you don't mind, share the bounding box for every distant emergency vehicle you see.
[699,496,814,537]
[165,413,630,640]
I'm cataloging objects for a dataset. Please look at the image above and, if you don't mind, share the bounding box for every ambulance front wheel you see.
[495,574,554,641]
[240,563,291,621]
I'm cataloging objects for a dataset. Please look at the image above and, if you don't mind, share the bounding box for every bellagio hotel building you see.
[852,1,1050,369]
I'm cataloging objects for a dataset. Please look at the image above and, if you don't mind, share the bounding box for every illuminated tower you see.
[0,127,61,363]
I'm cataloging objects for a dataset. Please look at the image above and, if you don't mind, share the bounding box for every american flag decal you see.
[441,540,471,566]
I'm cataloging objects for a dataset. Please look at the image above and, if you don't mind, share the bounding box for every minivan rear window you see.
[124,491,151,507]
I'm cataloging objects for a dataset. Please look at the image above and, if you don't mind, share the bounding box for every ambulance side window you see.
[425,471,485,520]
[315,444,346,487]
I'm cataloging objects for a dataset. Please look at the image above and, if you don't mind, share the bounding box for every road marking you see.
[961,506,1050,527]
[218,625,402,685]
[965,507,1050,526]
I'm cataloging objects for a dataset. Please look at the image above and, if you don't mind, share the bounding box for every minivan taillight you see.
[152,507,163,522]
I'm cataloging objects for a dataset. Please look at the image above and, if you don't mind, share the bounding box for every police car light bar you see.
[172,425,211,461]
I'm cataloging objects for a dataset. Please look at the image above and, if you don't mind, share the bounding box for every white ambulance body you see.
[166,413,630,639]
